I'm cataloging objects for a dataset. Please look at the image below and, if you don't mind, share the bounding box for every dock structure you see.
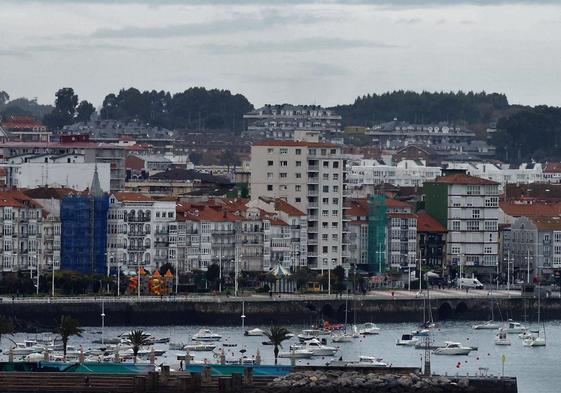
[0,365,517,393]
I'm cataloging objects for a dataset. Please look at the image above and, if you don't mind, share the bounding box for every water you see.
[2,320,560,393]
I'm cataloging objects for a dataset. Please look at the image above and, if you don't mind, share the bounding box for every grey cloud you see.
[5,0,561,5]
[203,38,399,55]
[395,18,421,24]
[299,62,350,77]
[90,10,320,39]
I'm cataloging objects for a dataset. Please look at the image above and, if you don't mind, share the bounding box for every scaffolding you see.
[368,194,386,274]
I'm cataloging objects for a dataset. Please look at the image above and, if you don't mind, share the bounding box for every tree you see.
[43,88,79,130]
[75,100,96,122]
[0,90,9,109]
[0,315,14,346]
[56,315,83,360]
[205,263,220,290]
[293,267,315,292]
[126,329,151,363]
[333,265,346,293]
[159,263,175,276]
[263,326,291,365]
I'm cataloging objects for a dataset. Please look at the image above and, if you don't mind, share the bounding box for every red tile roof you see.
[126,155,145,171]
[348,219,368,225]
[253,140,339,148]
[433,173,498,185]
[274,199,305,216]
[531,216,561,230]
[387,212,417,219]
[416,212,447,233]
[385,198,412,209]
[114,192,153,202]
[176,202,242,222]
[544,162,561,173]
[499,202,561,217]
[1,116,44,130]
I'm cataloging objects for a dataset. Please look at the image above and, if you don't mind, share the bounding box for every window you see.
[472,209,480,219]
[330,149,336,154]
[333,173,339,181]
[484,246,493,254]
[322,198,329,204]
[323,246,328,253]
[267,148,274,154]
[485,197,499,207]
[452,220,461,231]
[267,185,273,191]
[467,220,480,231]
[322,186,329,192]
[332,246,338,252]
[332,198,339,205]
[321,149,327,155]
[332,209,338,216]
[322,234,329,240]
[267,172,273,179]
[333,186,339,192]
[295,149,301,155]
[555,232,561,242]
[322,210,329,217]
[295,185,301,192]
[296,161,302,167]
[280,173,287,178]
[295,197,301,203]
[323,174,329,180]
[467,185,481,195]
[484,221,497,231]
[280,148,288,154]
[333,161,339,169]
[332,222,338,228]
[280,161,288,167]
[267,160,273,166]
[280,185,287,191]
[168,212,173,218]
[296,173,302,179]
[332,234,338,240]
[451,246,461,254]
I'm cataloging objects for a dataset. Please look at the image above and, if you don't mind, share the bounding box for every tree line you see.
[332,90,510,126]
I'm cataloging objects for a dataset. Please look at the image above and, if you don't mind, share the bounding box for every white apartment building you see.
[446,162,544,190]
[349,159,441,188]
[425,173,500,276]
[107,192,177,274]
[0,191,44,272]
[250,135,346,271]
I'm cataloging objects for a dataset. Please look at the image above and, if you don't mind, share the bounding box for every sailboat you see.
[412,278,436,337]
[523,283,546,347]
[473,298,500,330]
[332,293,353,343]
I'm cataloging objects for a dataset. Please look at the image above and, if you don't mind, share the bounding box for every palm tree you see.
[56,315,83,360]
[0,315,14,346]
[264,326,291,365]
[126,330,151,363]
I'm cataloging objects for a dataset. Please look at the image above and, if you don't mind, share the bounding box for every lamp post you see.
[526,248,531,285]
[219,245,223,293]
[35,256,39,295]
[51,261,55,297]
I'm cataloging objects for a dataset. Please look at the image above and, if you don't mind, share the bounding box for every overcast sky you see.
[1,0,560,108]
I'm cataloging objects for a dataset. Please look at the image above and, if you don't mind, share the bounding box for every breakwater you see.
[264,370,518,393]
[1,294,559,330]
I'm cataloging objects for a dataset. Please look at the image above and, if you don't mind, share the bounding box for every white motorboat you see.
[473,321,500,330]
[297,329,322,342]
[358,323,380,335]
[23,353,45,362]
[183,344,216,352]
[278,348,314,359]
[331,333,353,343]
[503,321,527,334]
[396,334,418,346]
[169,342,187,350]
[11,340,45,356]
[358,356,389,367]
[291,339,337,356]
[523,334,546,347]
[494,329,511,346]
[412,329,430,337]
[244,328,265,337]
[192,329,222,342]
[518,330,533,340]
[433,342,474,356]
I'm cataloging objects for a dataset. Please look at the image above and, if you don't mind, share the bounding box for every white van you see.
[456,278,484,289]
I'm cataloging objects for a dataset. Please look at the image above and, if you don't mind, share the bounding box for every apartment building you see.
[348,159,441,188]
[425,173,500,277]
[250,134,346,271]
[0,190,44,272]
[385,201,417,271]
[446,162,544,190]
[107,192,177,273]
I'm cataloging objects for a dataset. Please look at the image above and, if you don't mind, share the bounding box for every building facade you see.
[425,173,500,277]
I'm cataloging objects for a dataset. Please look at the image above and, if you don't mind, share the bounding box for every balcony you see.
[308,165,319,172]
[308,176,319,184]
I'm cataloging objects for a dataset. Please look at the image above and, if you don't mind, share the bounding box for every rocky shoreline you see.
[263,371,517,393]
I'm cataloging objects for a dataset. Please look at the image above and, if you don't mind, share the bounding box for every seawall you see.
[1,295,560,330]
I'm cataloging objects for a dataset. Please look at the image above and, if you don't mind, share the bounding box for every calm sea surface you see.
[3,320,560,393]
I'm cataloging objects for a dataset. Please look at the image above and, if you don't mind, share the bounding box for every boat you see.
[523,334,546,347]
[351,325,360,338]
[412,329,430,337]
[473,321,500,330]
[503,321,527,334]
[184,344,216,352]
[494,329,511,346]
[290,339,337,356]
[331,333,353,343]
[10,340,45,356]
[297,329,322,343]
[433,342,474,356]
[169,342,187,350]
[244,328,265,337]
[191,329,222,342]
[358,356,389,367]
[223,343,237,347]
[396,334,418,346]
[358,323,380,335]
[278,348,314,359]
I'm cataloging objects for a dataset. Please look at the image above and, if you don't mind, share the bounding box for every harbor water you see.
[2,320,560,393]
